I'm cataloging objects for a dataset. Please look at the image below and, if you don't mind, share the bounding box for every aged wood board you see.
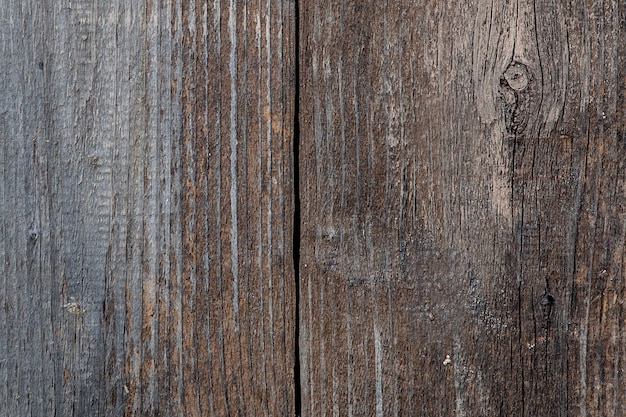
[0,0,295,416]
[2,0,626,416]
[299,1,626,416]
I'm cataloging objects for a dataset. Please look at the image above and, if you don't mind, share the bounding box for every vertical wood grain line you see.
[293,1,302,416]
[228,0,240,332]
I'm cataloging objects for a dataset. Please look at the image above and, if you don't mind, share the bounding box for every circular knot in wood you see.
[503,62,529,91]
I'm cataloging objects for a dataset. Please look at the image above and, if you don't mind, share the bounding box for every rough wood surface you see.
[299,1,626,416]
[3,0,626,415]
[0,1,295,416]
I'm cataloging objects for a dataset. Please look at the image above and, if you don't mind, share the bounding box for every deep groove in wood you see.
[293,1,302,416]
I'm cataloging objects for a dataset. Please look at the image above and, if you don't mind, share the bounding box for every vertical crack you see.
[293,1,302,416]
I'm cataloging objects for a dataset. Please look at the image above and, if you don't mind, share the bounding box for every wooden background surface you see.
[300,1,626,416]
[1,1,295,415]
[1,0,625,416]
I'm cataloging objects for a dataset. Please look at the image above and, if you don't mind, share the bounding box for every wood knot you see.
[540,292,554,321]
[503,63,529,91]
[540,293,554,307]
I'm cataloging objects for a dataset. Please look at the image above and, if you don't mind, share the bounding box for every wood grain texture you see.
[299,1,626,416]
[0,0,295,416]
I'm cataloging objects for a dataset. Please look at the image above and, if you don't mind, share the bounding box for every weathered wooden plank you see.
[1,0,295,416]
[1,2,62,415]
[169,2,296,416]
[299,1,626,415]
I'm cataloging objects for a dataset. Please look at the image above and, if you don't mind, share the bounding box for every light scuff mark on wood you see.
[374,315,383,417]
[63,302,84,316]
[228,0,240,332]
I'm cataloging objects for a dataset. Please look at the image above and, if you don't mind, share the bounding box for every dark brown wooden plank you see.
[170,2,296,416]
[0,0,296,416]
[299,1,626,415]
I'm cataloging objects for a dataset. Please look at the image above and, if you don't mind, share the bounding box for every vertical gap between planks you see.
[293,0,302,415]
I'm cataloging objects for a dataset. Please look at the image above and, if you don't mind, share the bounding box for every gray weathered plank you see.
[299,1,626,415]
[0,0,295,416]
